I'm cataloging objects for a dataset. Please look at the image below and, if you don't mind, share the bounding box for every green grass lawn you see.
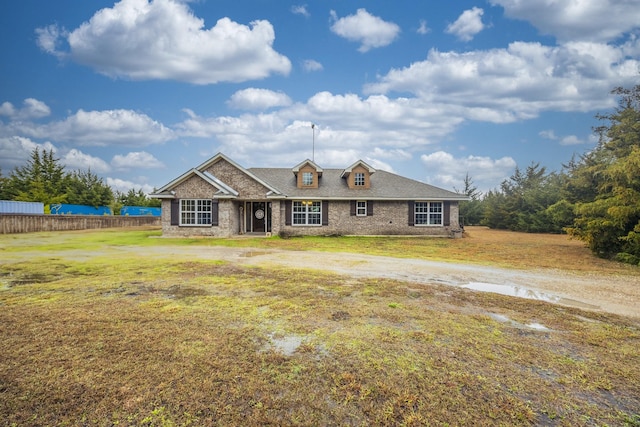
[1,228,639,426]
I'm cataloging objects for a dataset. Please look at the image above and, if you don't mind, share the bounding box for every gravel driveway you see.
[129,245,640,319]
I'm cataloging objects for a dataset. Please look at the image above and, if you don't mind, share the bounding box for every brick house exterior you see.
[151,153,468,238]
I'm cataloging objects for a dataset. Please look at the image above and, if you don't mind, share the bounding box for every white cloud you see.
[490,0,640,42]
[176,91,466,171]
[62,148,110,173]
[445,7,485,42]
[190,92,463,148]
[37,109,174,146]
[112,151,164,169]
[421,151,517,193]
[227,88,292,110]
[539,129,592,146]
[36,0,291,84]
[560,135,584,145]
[330,8,400,52]
[35,24,68,58]
[302,59,323,72]
[107,177,155,194]
[364,41,640,121]
[291,5,310,18]
[539,129,558,140]
[0,99,51,120]
[417,20,431,35]
[0,136,56,172]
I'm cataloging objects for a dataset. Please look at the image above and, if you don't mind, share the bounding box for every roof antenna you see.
[311,123,316,161]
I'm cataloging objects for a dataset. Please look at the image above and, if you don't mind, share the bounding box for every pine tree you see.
[566,84,640,261]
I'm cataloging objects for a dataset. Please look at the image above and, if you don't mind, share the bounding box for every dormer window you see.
[293,159,323,189]
[341,160,376,189]
[302,172,314,186]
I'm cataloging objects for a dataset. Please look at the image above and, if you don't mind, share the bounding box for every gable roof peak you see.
[292,159,323,174]
[341,159,376,178]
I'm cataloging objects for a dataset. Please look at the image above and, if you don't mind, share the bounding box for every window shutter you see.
[350,200,356,216]
[285,201,292,226]
[211,200,219,226]
[367,201,373,216]
[443,201,450,226]
[322,201,329,226]
[171,199,179,225]
[408,201,415,226]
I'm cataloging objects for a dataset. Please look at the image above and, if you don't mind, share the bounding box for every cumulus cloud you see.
[62,148,110,173]
[291,5,310,18]
[176,91,466,170]
[36,0,291,84]
[0,99,51,120]
[540,129,592,145]
[36,109,174,146]
[539,129,558,140]
[330,8,400,52]
[421,151,517,193]
[111,151,164,169]
[364,41,640,121]
[0,136,56,172]
[445,7,485,42]
[302,59,323,72]
[227,88,293,110]
[490,0,640,42]
[107,177,155,194]
[417,20,431,35]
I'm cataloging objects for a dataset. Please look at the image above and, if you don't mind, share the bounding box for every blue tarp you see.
[0,200,44,214]
[50,204,112,215]
[120,206,161,216]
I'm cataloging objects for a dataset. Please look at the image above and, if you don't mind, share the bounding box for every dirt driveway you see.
[125,245,640,320]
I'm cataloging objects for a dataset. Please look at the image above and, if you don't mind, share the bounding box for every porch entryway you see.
[243,201,271,234]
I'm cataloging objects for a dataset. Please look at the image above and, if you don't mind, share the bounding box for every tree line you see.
[0,148,160,214]
[459,83,640,264]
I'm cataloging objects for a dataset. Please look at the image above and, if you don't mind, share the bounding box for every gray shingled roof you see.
[249,168,467,200]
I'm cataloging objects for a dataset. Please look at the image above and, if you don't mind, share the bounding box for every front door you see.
[251,202,266,232]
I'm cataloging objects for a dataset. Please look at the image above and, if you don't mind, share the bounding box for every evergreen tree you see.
[5,148,67,205]
[566,84,640,262]
[64,169,113,208]
[481,163,566,233]
[455,173,484,226]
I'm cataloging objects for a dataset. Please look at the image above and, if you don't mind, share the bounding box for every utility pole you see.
[311,123,315,161]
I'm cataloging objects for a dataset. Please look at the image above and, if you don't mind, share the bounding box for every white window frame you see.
[180,199,212,226]
[356,201,367,216]
[414,201,442,226]
[354,172,365,186]
[292,201,322,226]
[302,172,314,186]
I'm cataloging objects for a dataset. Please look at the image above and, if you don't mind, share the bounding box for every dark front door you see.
[252,202,266,232]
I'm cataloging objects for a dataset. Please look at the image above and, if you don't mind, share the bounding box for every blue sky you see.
[1,0,639,195]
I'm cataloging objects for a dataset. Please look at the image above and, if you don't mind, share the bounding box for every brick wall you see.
[278,200,460,237]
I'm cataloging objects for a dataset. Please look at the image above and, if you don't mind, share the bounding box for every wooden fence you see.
[0,214,160,234]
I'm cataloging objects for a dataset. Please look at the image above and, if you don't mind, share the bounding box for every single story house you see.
[151,153,468,238]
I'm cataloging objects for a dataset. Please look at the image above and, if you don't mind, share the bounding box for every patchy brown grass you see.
[0,229,639,426]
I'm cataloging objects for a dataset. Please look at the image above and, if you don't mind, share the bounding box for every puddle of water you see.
[264,333,303,356]
[240,251,268,258]
[462,282,599,311]
[527,323,549,331]
[488,313,550,331]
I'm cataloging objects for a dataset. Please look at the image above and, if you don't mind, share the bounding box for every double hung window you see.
[293,201,321,225]
[414,201,442,226]
[354,172,365,186]
[180,199,212,226]
[302,172,314,186]
[356,201,367,216]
